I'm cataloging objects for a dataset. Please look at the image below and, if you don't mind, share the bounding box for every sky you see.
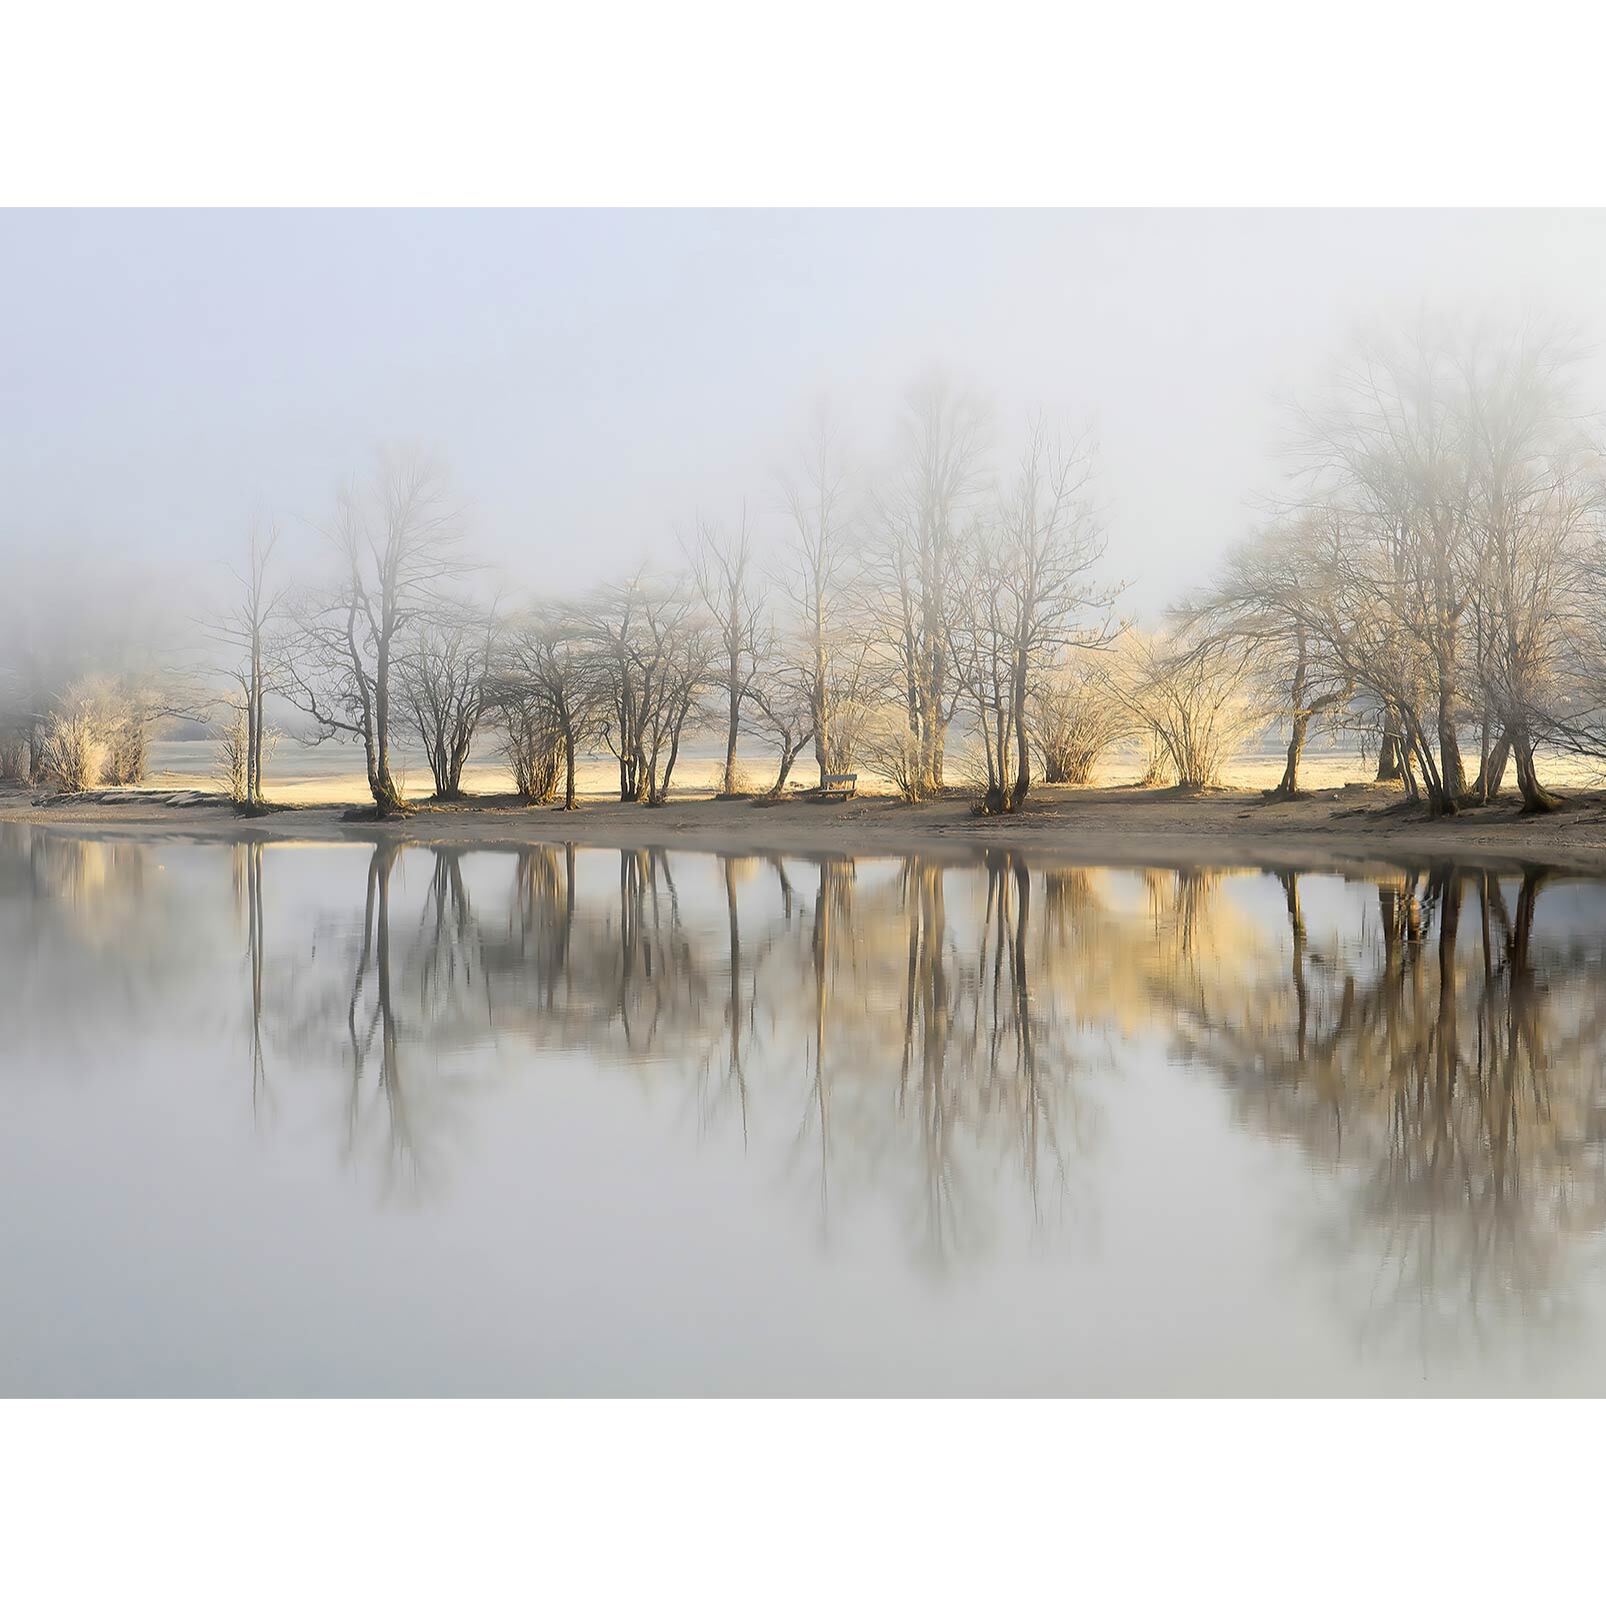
[4,209,1605,620]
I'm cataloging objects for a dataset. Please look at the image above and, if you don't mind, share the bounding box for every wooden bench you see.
[817,772,857,800]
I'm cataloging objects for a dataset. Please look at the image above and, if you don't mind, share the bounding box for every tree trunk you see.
[1437,672,1466,803]
[721,671,740,795]
[772,745,797,795]
[561,723,578,810]
[251,672,266,808]
[369,636,405,816]
[661,724,683,799]
[1376,719,1404,781]
[245,656,259,809]
[1274,711,1310,798]
[1474,730,1511,802]
[1007,660,1031,814]
[1511,724,1561,814]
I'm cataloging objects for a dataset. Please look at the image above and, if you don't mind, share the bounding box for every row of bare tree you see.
[5,324,1606,815]
[167,381,1121,817]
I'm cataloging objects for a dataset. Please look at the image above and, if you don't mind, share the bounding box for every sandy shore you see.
[9,778,1606,874]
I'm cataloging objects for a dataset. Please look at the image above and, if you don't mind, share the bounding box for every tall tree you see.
[1290,324,1483,811]
[687,512,765,796]
[872,377,990,797]
[777,406,868,786]
[284,449,464,816]
[210,522,287,810]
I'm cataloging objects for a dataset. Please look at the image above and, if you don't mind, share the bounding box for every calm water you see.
[4,821,1606,1396]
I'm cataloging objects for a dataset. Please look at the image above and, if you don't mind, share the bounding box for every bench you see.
[817,772,857,800]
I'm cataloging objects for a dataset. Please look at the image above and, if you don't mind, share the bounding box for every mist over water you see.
[6,820,1606,1395]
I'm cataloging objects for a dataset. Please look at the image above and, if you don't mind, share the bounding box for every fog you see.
[5,209,1604,608]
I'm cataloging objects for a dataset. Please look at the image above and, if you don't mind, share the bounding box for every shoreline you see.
[8,780,1606,875]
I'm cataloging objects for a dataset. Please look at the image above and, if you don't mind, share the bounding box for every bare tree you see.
[952,418,1116,813]
[777,406,874,787]
[580,571,651,801]
[637,583,713,805]
[580,570,711,806]
[1177,523,1354,798]
[1286,323,1488,812]
[207,523,287,811]
[1,559,185,788]
[687,512,765,795]
[396,604,497,800]
[1459,328,1601,811]
[747,661,816,795]
[1110,631,1257,791]
[1266,320,1602,814]
[282,449,464,816]
[869,377,991,797]
[495,604,607,809]
[1031,672,1133,786]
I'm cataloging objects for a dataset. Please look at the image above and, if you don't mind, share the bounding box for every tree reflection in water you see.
[1167,862,1606,1362]
[224,840,1095,1258]
[18,826,1606,1359]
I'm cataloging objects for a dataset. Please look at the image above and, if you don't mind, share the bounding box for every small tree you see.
[1112,633,1256,791]
[579,572,711,807]
[1178,526,1354,798]
[494,606,605,810]
[218,708,280,804]
[747,663,816,795]
[396,607,497,801]
[638,586,712,806]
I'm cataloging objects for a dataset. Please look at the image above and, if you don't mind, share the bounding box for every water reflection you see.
[9,822,1606,1379]
[232,839,1096,1256]
[1171,864,1606,1359]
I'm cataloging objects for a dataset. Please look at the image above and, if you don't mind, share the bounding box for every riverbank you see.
[9,778,1606,874]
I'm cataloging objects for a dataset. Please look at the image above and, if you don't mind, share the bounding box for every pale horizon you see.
[8,209,1606,620]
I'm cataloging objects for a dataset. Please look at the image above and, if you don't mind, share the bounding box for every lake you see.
[4,819,1606,1395]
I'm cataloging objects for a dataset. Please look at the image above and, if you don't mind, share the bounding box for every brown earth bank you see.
[10,779,1606,875]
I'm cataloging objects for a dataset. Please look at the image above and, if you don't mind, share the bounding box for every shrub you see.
[860,714,924,802]
[1032,676,1132,785]
[502,699,562,802]
[104,715,148,786]
[41,706,104,792]
[1113,635,1255,790]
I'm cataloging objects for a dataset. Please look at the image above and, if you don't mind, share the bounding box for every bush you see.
[860,714,924,802]
[822,698,871,776]
[720,760,758,798]
[501,700,562,802]
[216,710,278,804]
[104,716,148,786]
[218,712,250,803]
[1114,636,1254,790]
[1033,676,1132,785]
[41,707,104,792]
[1134,730,1175,788]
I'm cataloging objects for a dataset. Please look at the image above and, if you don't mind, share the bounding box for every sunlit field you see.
[137,737,1605,807]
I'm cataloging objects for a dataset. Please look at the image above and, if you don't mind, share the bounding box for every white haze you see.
[3,209,1605,617]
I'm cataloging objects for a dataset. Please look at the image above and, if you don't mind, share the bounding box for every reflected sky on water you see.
[5,820,1606,1395]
